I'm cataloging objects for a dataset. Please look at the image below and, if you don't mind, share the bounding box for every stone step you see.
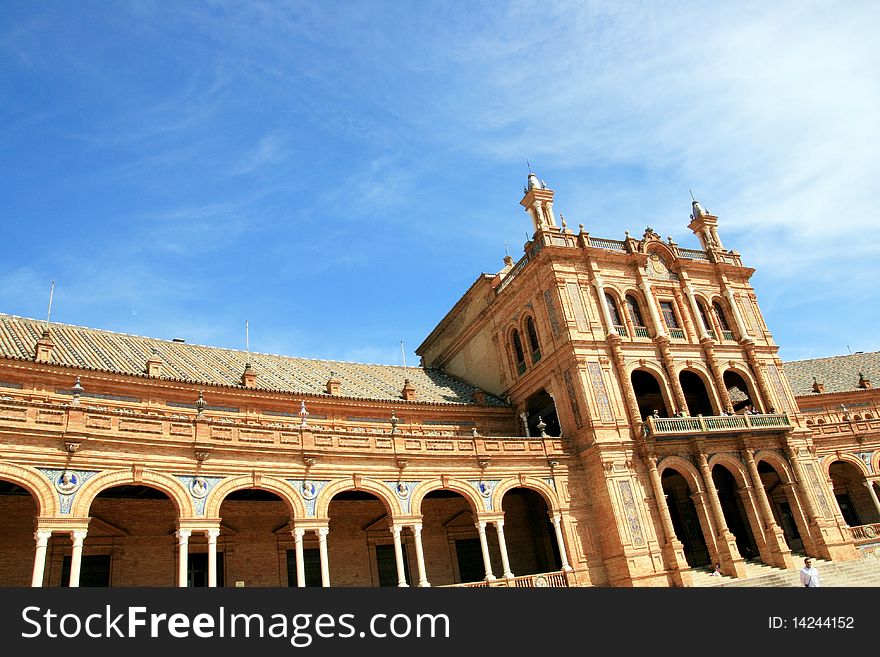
[688,555,880,587]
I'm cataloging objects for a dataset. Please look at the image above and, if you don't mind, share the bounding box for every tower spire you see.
[520,170,557,232]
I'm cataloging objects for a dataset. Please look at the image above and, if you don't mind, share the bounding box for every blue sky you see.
[1,1,878,367]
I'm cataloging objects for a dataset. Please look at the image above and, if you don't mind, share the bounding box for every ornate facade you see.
[1,174,877,588]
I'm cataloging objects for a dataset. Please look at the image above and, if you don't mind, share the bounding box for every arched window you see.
[626,295,648,337]
[525,316,541,364]
[697,300,714,338]
[605,293,626,336]
[713,302,733,339]
[512,330,526,375]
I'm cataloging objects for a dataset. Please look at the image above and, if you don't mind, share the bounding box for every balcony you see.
[613,324,628,338]
[644,413,791,438]
[442,570,573,588]
[634,326,650,338]
[669,328,686,340]
[721,329,735,341]
[850,523,880,545]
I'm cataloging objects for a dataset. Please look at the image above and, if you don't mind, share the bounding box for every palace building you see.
[1,173,878,588]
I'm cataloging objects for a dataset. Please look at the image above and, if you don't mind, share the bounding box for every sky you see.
[1,1,878,368]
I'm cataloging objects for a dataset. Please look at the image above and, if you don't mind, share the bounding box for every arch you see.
[491,477,561,514]
[204,475,305,519]
[72,469,194,518]
[707,454,751,489]
[629,365,675,419]
[410,478,483,517]
[315,478,401,519]
[657,456,704,493]
[823,454,870,479]
[864,412,874,420]
[722,364,765,413]
[0,461,57,517]
[644,241,678,262]
[753,451,796,485]
[675,363,722,414]
[523,314,542,364]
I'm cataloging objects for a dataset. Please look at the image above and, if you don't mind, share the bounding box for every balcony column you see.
[493,519,515,579]
[592,275,615,336]
[317,527,330,587]
[700,338,733,413]
[742,344,774,413]
[292,528,306,587]
[550,514,573,572]
[658,338,688,416]
[637,275,666,338]
[31,530,52,587]
[412,523,430,587]
[723,288,751,342]
[742,447,792,569]
[390,525,409,587]
[697,453,746,577]
[690,491,721,564]
[176,529,190,588]
[864,481,880,518]
[475,521,496,581]
[207,528,220,587]
[780,481,818,555]
[684,285,710,340]
[68,529,88,588]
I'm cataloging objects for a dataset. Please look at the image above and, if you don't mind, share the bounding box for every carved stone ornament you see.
[54,470,82,495]
[190,477,209,499]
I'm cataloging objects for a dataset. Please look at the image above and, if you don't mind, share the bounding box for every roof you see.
[783,351,880,396]
[0,314,507,407]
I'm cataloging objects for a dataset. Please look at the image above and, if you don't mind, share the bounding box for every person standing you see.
[799,558,820,587]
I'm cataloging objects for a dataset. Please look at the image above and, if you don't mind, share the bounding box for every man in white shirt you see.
[799,558,820,587]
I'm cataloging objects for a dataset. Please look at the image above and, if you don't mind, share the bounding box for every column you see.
[743,450,780,530]
[317,527,330,587]
[638,277,666,337]
[390,525,408,587]
[176,529,191,588]
[864,481,880,518]
[592,275,615,335]
[412,523,430,587]
[69,529,88,588]
[684,285,710,339]
[207,528,220,587]
[293,528,306,587]
[31,530,52,587]
[701,340,733,412]
[475,521,496,581]
[493,519,514,579]
[550,514,573,572]
[723,288,751,341]
[645,458,679,547]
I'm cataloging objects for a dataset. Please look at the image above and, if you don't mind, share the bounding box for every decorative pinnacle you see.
[536,416,547,437]
[195,390,207,415]
[71,376,84,404]
[299,401,309,427]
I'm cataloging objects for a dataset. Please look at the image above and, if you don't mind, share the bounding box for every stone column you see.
[742,448,791,572]
[697,454,746,577]
[723,288,751,341]
[658,338,688,415]
[31,530,52,587]
[743,344,774,413]
[475,521,496,581]
[701,339,733,412]
[690,491,721,564]
[412,523,430,587]
[864,481,880,518]
[69,529,88,588]
[550,514,573,572]
[638,277,666,338]
[293,528,306,587]
[643,457,692,586]
[207,528,220,587]
[684,285,710,339]
[592,275,615,335]
[781,481,817,554]
[176,529,190,588]
[390,525,408,587]
[317,527,330,587]
[493,519,514,579]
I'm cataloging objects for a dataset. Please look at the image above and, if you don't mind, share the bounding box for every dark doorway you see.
[524,389,560,436]
[500,488,559,575]
[60,554,111,587]
[454,538,485,584]
[712,466,758,560]
[661,470,710,567]
[631,370,669,420]
[286,548,321,587]
[829,461,878,526]
[375,544,411,587]
[679,370,714,417]
[188,552,225,587]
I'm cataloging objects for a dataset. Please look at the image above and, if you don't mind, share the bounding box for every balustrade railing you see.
[613,324,628,338]
[850,523,880,543]
[443,571,570,588]
[646,413,791,437]
[588,237,628,252]
[669,328,686,340]
[634,326,650,338]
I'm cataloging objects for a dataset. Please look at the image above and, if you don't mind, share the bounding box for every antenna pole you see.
[527,159,532,174]
[689,189,696,202]
[46,280,55,326]
[400,341,407,369]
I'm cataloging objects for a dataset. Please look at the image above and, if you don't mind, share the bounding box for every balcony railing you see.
[634,326,650,338]
[721,329,735,341]
[645,413,791,437]
[442,571,572,588]
[588,237,627,252]
[850,523,880,544]
[669,328,686,340]
[613,324,628,338]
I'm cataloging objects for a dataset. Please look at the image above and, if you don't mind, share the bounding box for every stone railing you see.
[850,523,880,544]
[495,253,530,295]
[646,413,791,437]
[588,237,628,252]
[443,570,572,588]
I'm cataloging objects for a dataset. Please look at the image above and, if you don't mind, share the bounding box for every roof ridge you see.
[784,351,880,365]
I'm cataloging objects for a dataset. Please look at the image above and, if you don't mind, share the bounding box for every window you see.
[625,295,648,337]
[454,538,485,584]
[287,548,322,587]
[188,552,225,587]
[61,554,111,587]
[512,330,526,375]
[697,301,713,336]
[660,301,679,329]
[605,293,623,326]
[525,316,541,363]
[713,302,730,330]
[375,544,411,587]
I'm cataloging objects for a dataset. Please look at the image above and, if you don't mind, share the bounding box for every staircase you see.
[690,554,880,587]
[692,555,880,587]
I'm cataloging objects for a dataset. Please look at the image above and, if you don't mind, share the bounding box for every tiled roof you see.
[0,314,507,407]
[783,351,880,396]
